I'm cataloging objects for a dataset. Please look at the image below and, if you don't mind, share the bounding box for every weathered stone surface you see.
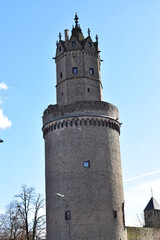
[43,15,127,240]
[44,117,126,239]
[127,227,160,240]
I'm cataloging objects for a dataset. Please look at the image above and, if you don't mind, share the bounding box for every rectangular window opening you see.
[89,68,94,75]
[72,67,78,74]
[113,210,117,219]
[83,160,90,168]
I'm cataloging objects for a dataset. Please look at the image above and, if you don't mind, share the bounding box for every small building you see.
[144,197,160,228]
[127,197,160,240]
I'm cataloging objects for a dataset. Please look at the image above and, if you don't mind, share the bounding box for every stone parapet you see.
[43,100,119,126]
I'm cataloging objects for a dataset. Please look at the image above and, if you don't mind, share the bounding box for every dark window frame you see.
[72,41,76,46]
[89,68,94,75]
[83,160,90,168]
[88,42,92,47]
[72,67,78,74]
[113,210,117,219]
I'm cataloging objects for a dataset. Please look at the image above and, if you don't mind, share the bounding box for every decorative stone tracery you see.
[43,116,120,137]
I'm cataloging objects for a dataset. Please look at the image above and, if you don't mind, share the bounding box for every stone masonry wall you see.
[56,49,102,105]
[127,226,160,240]
[43,102,127,240]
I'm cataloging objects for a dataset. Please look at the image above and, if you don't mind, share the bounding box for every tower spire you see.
[96,34,98,43]
[58,32,62,41]
[88,28,91,36]
[74,13,79,27]
[151,187,153,198]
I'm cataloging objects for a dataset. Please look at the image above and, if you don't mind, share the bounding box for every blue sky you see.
[0,0,160,226]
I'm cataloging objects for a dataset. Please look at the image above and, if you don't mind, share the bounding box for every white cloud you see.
[0,82,11,129]
[0,109,12,130]
[0,82,8,90]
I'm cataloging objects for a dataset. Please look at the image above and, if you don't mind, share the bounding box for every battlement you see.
[43,100,119,126]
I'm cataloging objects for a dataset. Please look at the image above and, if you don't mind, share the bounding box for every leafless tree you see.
[0,185,46,240]
[15,185,46,240]
[0,201,22,240]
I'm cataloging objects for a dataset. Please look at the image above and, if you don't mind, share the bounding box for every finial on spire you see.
[88,28,91,36]
[74,13,79,27]
[96,34,98,43]
[151,187,153,198]
[58,32,62,41]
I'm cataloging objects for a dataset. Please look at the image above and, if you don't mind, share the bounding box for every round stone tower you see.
[42,14,127,240]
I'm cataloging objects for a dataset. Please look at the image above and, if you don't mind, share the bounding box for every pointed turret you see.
[54,14,102,106]
[144,197,160,228]
[144,197,160,211]
[71,13,84,41]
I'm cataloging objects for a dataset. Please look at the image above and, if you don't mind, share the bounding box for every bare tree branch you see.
[136,212,145,227]
[0,185,46,240]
